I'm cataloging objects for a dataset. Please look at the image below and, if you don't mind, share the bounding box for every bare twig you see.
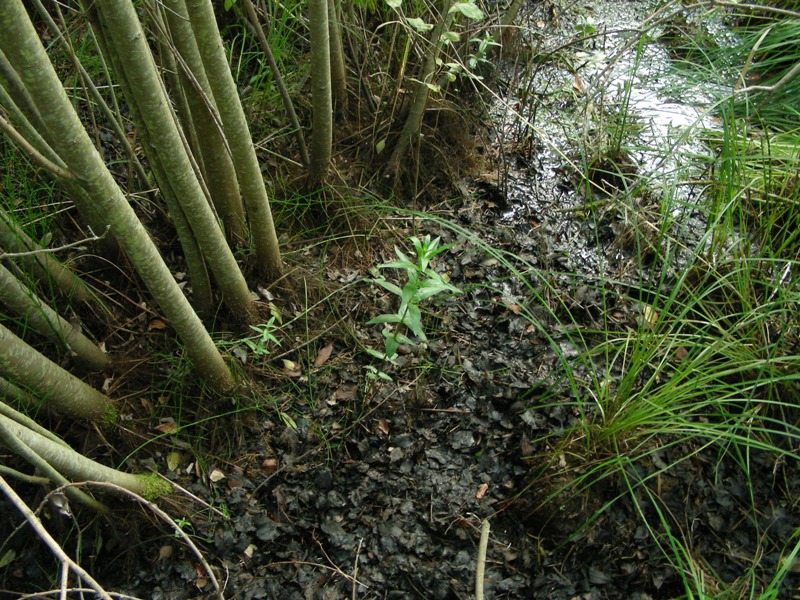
[60,481,225,600]
[18,589,144,600]
[735,60,800,95]
[0,473,113,600]
[0,114,74,180]
[242,0,310,167]
[475,519,490,600]
[352,538,363,600]
[0,226,110,259]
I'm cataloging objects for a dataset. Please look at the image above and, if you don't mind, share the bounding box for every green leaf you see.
[440,31,460,43]
[279,411,298,430]
[368,314,404,325]
[380,259,417,271]
[384,334,399,358]
[449,1,483,20]
[376,138,386,154]
[406,17,433,32]
[373,277,404,296]
[386,0,402,8]
[0,549,15,569]
[425,82,441,93]
[224,0,237,10]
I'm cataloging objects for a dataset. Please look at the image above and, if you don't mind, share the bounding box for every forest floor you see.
[2,0,800,598]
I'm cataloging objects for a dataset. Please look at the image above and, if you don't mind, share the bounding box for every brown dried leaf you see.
[334,384,357,400]
[148,319,168,331]
[314,342,334,367]
[155,421,178,434]
[476,483,489,499]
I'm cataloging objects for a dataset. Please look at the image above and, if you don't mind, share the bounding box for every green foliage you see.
[367,235,461,363]
[244,316,282,357]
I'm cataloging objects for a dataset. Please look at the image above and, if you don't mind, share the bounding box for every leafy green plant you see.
[367,235,461,363]
[243,316,282,357]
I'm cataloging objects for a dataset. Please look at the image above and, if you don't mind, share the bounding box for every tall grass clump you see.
[511,4,800,596]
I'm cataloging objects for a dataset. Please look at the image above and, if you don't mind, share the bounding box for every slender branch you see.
[17,589,144,600]
[475,519,490,600]
[61,481,225,600]
[0,465,50,485]
[735,61,800,95]
[0,113,74,179]
[0,473,113,600]
[242,0,310,166]
[0,415,108,512]
[0,225,109,259]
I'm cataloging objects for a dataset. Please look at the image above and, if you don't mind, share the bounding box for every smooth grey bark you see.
[385,0,456,178]
[94,1,255,323]
[186,0,283,279]
[242,0,309,167]
[0,323,113,421]
[0,414,107,511]
[0,52,114,249]
[307,0,333,188]
[0,394,69,449]
[0,207,92,304]
[0,376,37,412]
[328,0,348,117]
[163,0,248,244]
[81,2,214,316]
[0,0,235,392]
[30,0,151,193]
[0,414,167,498]
[0,262,108,371]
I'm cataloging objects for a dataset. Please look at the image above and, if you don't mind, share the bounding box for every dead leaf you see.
[209,469,226,482]
[501,298,522,314]
[262,458,278,473]
[642,305,658,326]
[140,397,153,414]
[314,342,334,367]
[572,74,583,93]
[155,421,178,434]
[673,346,689,363]
[158,545,173,560]
[282,359,302,377]
[476,483,489,499]
[377,418,390,435]
[334,384,357,400]
[148,319,168,331]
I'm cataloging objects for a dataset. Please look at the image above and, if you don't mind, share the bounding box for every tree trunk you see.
[328,0,348,117]
[94,1,255,323]
[0,414,171,499]
[186,0,283,280]
[163,0,248,245]
[0,323,113,421]
[0,262,108,371]
[0,0,235,393]
[385,0,455,179]
[307,0,333,188]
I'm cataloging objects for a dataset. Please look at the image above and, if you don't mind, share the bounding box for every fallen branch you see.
[475,518,490,600]
[0,473,113,600]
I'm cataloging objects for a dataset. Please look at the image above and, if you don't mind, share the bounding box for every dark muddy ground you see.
[2,0,800,598]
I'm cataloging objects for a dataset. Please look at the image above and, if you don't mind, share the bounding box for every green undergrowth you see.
[489,3,800,596]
